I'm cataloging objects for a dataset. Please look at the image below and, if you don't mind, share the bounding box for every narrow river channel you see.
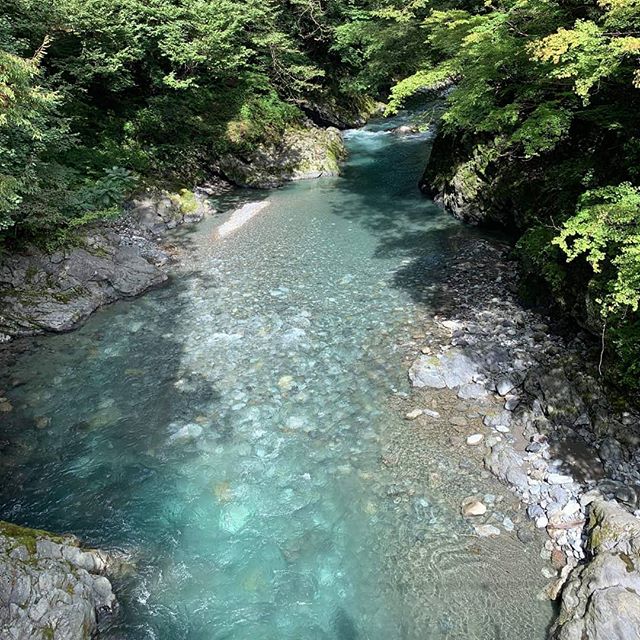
[0,117,554,639]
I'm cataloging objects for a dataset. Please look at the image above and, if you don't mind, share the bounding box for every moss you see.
[25,265,39,283]
[175,189,198,215]
[86,245,110,259]
[43,624,55,640]
[0,520,66,555]
[50,287,83,305]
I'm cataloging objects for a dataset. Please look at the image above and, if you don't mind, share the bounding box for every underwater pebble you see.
[461,498,487,517]
[474,524,501,537]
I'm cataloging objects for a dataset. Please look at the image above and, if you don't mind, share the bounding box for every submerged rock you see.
[551,500,640,640]
[0,520,115,640]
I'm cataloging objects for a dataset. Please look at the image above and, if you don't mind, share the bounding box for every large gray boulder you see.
[0,521,115,640]
[219,125,346,189]
[551,499,640,640]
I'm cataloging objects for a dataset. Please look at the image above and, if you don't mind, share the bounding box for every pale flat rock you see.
[409,350,481,390]
[475,524,501,537]
[462,498,487,517]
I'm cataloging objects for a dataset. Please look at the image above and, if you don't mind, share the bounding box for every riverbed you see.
[0,117,554,639]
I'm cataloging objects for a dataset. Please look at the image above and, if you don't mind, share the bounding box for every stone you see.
[504,395,520,411]
[423,409,440,418]
[483,410,512,430]
[408,350,480,390]
[0,521,115,640]
[551,500,640,640]
[277,375,295,390]
[474,524,501,537]
[466,434,484,446]
[34,416,51,429]
[547,473,573,485]
[219,125,346,188]
[502,517,515,532]
[170,423,203,442]
[527,504,545,519]
[551,549,567,570]
[484,443,529,493]
[457,383,488,400]
[461,498,487,516]
[496,378,516,396]
[405,409,423,421]
[408,356,446,389]
[598,437,625,464]
[615,486,637,507]
[220,504,251,533]
[517,528,535,544]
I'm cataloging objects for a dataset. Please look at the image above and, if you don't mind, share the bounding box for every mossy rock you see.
[0,520,69,556]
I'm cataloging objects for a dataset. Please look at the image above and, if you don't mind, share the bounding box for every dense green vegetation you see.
[1,0,639,387]
[374,0,640,389]
[0,0,376,246]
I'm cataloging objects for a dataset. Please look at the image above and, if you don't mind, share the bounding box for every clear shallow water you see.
[0,117,553,639]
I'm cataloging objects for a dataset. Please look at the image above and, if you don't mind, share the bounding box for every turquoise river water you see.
[0,117,554,639]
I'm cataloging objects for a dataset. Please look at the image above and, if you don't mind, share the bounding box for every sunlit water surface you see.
[0,116,554,639]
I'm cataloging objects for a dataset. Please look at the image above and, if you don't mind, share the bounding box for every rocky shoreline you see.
[402,236,640,638]
[0,521,117,640]
[0,123,346,342]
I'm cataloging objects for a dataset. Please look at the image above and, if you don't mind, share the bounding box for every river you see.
[0,116,554,639]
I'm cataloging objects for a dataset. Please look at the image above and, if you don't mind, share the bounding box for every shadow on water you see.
[331,120,606,546]
[328,125,497,307]
[334,608,359,640]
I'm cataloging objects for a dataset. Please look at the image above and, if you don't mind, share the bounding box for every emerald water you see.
[0,117,554,639]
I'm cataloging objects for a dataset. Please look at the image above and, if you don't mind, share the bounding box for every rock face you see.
[551,499,640,640]
[419,132,516,227]
[0,190,213,338]
[0,521,115,640]
[219,125,346,189]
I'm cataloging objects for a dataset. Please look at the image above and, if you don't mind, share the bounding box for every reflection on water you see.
[0,115,553,639]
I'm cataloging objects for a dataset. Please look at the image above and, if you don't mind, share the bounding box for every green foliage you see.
[379,0,640,389]
[0,0,376,246]
[554,184,640,315]
[70,167,137,215]
[510,103,573,158]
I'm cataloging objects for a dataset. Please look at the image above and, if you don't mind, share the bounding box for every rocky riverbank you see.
[400,235,640,638]
[0,188,215,339]
[0,521,116,640]
[0,123,347,341]
[219,124,346,189]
